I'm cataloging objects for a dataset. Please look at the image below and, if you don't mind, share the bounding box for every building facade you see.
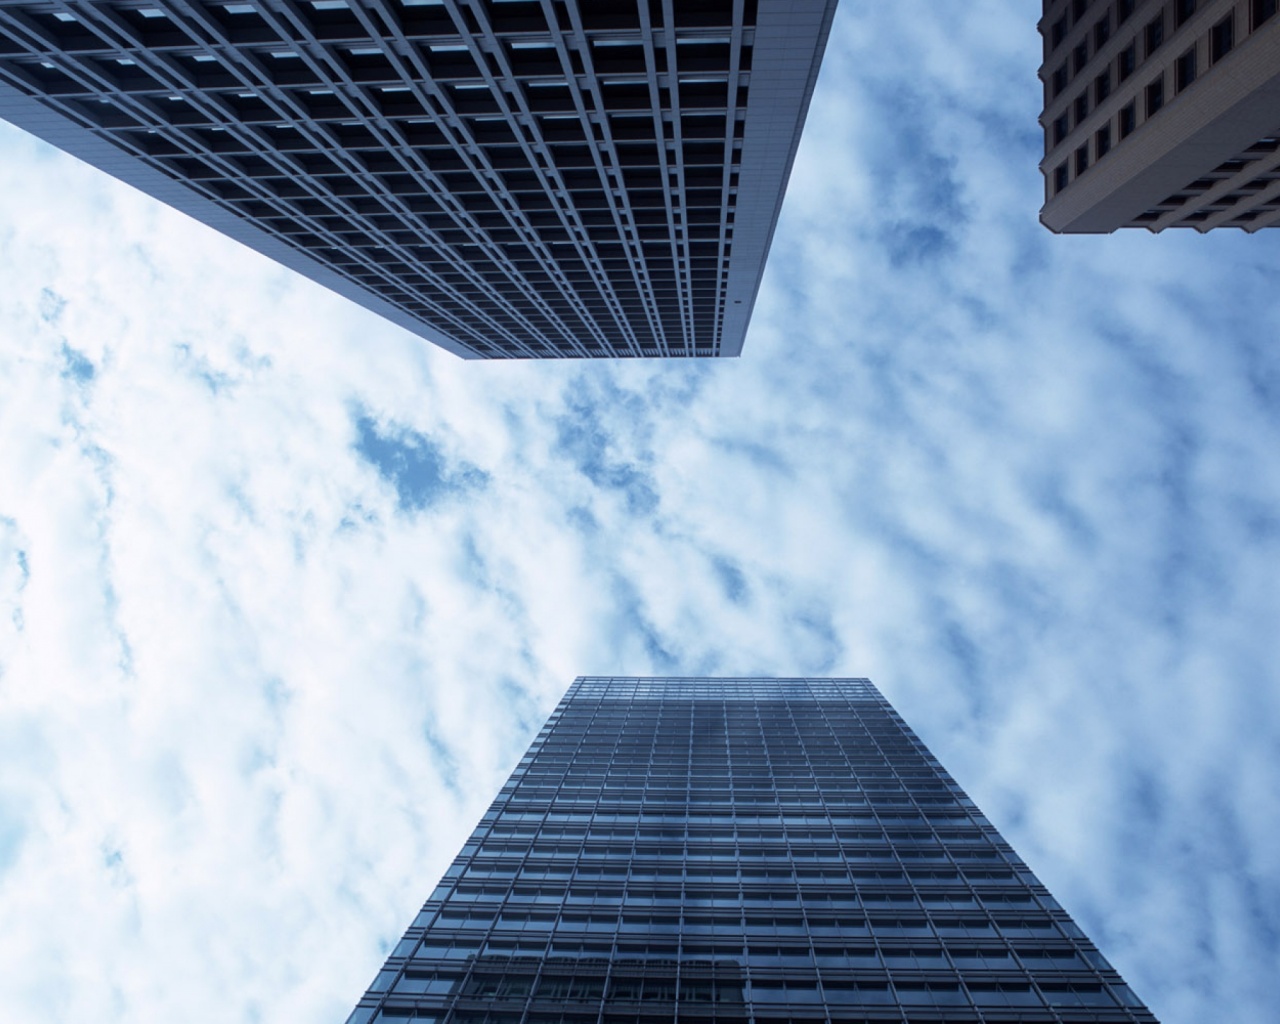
[348,676,1157,1024]
[0,0,835,358]
[1039,0,1280,232]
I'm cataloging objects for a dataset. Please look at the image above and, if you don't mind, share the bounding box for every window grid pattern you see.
[1038,0,1280,231]
[349,677,1158,1024]
[0,0,819,357]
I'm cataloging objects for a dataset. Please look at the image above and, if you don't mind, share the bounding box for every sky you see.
[1,2,1278,1022]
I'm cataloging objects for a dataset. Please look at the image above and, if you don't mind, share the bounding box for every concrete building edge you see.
[718,0,841,358]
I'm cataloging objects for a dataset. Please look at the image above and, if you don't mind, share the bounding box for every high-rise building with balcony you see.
[1039,0,1280,233]
[348,676,1157,1024]
[0,0,835,358]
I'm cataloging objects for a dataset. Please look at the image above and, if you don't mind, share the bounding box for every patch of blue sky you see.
[940,619,986,718]
[496,675,544,737]
[422,723,461,798]
[60,342,94,384]
[706,436,794,477]
[606,570,678,673]
[553,391,659,517]
[564,505,598,535]
[37,287,66,324]
[1021,471,1097,552]
[353,410,488,514]
[173,341,235,395]
[755,589,843,675]
[882,223,955,268]
[710,555,749,606]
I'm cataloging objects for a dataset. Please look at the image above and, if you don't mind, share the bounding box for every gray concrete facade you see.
[1039,0,1280,233]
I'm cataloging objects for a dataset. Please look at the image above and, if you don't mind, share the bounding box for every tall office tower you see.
[1039,0,1280,233]
[0,1,834,358]
[348,676,1157,1024]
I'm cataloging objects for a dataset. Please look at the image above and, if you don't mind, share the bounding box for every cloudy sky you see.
[1,2,1278,1022]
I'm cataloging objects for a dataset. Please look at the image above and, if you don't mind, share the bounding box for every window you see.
[1075,145,1090,174]
[1145,76,1165,116]
[394,971,464,996]
[1053,113,1069,144]
[1041,983,1119,1007]
[1211,16,1234,62]
[1052,63,1069,96]
[1051,15,1068,47]
[1255,0,1278,28]
[1072,0,1088,21]
[1175,0,1197,28]
[1095,69,1112,103]
[1096,124,1112,158]
[823,983,893,1005]
[1073,41,1089,72]
[749,980,821,1004]
[1118,99,1136,134]
[1074,92,1089,125]
[896,983,966,1006]
[1054,162,1069,193]
[1118,0,1136,24]
[1175,47,1197,91]
[1145,14,1165,55]
[1118,41,1136,80]
[1094,15,1111,48]
[970,983,1044,1007]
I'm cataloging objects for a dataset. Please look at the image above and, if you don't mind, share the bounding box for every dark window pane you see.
[1175,48,1197,91]
[1211,16,1234,62]
[1145,14,1165,56]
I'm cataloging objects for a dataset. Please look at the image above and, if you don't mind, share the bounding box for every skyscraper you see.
[1039,0,1280,233]
[0,0,835,357]
[348,676,1157,1024]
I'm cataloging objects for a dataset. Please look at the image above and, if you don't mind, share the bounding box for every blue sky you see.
[1,2,1278,1022]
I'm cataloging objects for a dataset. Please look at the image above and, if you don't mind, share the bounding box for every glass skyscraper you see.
[349,676,1157,1024]
[0,0,835,358]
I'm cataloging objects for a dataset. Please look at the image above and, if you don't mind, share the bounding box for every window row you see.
[376,968,1130,1011]
[1049,18,1252,195]
[1045,0,1276,156]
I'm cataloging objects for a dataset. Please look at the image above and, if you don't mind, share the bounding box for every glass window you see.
[969,983,1044,1007]
[1049,64,1070,97]
[1145,14,1165,55]
[823,983,893,1004]
[1095,69,1111,103]
[1175,47,1197,91]
[1145,76,1165,117]
[1211,16,1234,62]
[896,982,966,1005]
[1119,102,1137,137]
[1118,41,1137,81]
[749,981,821,1004]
